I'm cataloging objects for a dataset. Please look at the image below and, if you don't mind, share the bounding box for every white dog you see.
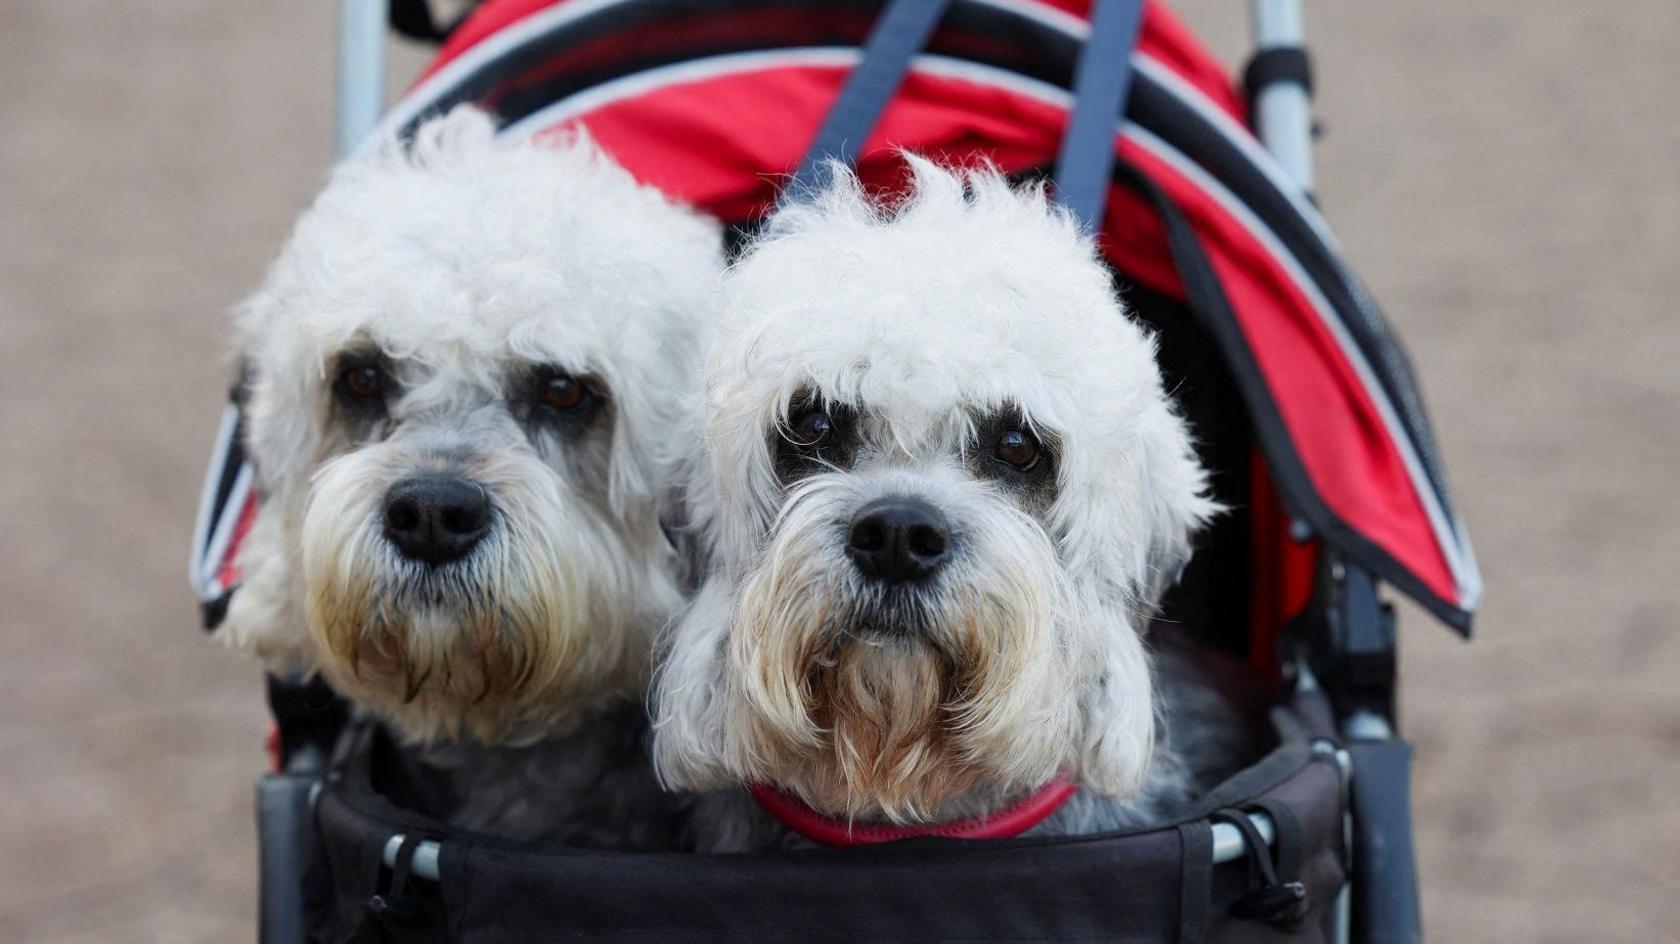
[218,108,721,845]
[654,158,1246,851]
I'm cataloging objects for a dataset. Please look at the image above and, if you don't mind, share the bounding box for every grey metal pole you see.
[377,812,1281,884]
[1253,7,1341,934]
[1249,0,1314,193]
[335,0,390,158]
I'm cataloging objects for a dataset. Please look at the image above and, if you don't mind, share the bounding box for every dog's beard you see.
[301,447,649,747]
[726,484,1083,823]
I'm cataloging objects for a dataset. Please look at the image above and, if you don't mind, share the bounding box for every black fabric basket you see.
[303,692,1347,944]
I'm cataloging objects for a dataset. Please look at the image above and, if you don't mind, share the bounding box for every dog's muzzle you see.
[844,497,951,584]
[381,476,491,566]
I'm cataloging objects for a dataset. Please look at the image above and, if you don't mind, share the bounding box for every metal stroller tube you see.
[335,0,389,158]
[1249,0,1314,193]
[377,813,1280,882]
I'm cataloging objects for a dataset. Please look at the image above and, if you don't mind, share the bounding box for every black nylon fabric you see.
[445,831,1183,942]
[304,698,1345,943]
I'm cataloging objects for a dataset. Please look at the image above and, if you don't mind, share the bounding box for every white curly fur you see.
[217,108,721,842]
[654,157,1224,849]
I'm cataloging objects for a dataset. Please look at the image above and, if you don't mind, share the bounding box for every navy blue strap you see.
[1053,0,1146,230]
[786,0,954,196]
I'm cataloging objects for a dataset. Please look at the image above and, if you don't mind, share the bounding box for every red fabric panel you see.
[422,0,1247,126]
[1116,140,1457,604]
[549,66,1069,222]
[215,491,258,590]
[419,0,1235,292]
[1101,182,1185,300]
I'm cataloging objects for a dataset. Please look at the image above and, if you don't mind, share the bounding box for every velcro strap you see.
[1243,46,1314,100]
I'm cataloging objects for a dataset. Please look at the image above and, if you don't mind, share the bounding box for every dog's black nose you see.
[846,498,951,584]
[382,477,491,566]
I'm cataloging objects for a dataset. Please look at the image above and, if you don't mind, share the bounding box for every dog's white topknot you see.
[697,155,1216,608]
[238,106,721,525]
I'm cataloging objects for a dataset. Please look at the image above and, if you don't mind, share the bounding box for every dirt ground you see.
[1,2,1674,941]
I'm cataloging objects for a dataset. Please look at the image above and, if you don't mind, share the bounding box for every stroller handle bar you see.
[337,1,1313,183]
[335,0,389,158]
[1248,0,1314,192]
[377,812,1278,882]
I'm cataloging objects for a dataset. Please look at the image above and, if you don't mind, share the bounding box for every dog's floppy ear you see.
[1126,396,1223,615]
[215,486,317,676]
[658,483,711,597]
[211,352,321,677]
[1075,620,1158,797]
[1069,394,1213,796]
[1055,393,1220,621]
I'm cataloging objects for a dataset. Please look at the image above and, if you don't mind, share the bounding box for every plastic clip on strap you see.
[1209,807,1309,929]
[1052,0,1145,231]
[364,832,428,933]
[784,0,954,197]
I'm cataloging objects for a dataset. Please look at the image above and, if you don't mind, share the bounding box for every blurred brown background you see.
[1,2,1675,941]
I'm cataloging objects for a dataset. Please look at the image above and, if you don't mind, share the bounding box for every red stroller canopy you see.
[194,0,1479,636]
[393,0,1480,632]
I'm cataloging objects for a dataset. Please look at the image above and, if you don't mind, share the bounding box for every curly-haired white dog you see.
[218,108,721,845]
[654,158,1245,851]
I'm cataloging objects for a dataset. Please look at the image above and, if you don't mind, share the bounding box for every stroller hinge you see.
[1311,558,1399,739]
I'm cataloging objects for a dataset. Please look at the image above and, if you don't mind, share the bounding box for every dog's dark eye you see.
[344,365,383,399]
[993,428,1042,471]
[516,366,604,438]
[335,362,387,403]
[332,357,392,430]
[542,373,592,412]
[775,398,855,484]
[787,408,834,447]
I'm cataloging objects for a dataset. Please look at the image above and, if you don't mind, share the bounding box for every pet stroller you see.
[190,1,1480,940]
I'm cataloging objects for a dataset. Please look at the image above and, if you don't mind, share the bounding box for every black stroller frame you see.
[221,1,1456,940]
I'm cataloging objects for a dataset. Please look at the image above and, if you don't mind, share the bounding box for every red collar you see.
[748,777,1077,846]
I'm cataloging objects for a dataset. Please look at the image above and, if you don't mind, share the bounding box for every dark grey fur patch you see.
[387,703,685,849]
